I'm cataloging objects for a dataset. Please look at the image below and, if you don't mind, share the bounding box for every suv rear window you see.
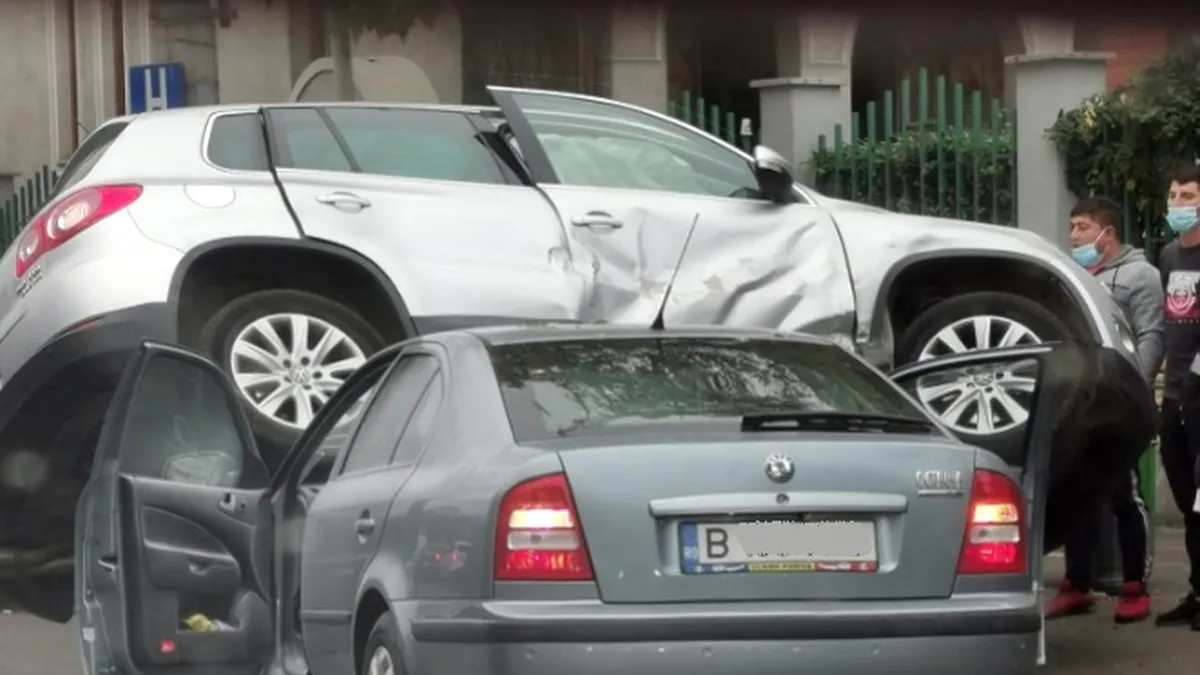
[54,121,130,196]
[489,337,930,442]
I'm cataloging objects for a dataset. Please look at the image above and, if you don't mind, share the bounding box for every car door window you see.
[504,91,760,199]
[324,108,507,184]
[270,107,507,185]
[390,372,444,468]
[116,350,254,488]
[338,354,438,475]
[270,108,353,172]
[206,113,269,171]
[297,382,381,485]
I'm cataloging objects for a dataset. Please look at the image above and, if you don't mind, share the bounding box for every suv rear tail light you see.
[494,473,594,581]
[957,469,1026,575]
[14,184,143,278]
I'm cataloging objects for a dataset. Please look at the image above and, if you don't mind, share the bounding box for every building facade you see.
[0,0,1176,200]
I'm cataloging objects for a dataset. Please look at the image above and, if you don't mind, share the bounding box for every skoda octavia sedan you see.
[72,325,1153,675]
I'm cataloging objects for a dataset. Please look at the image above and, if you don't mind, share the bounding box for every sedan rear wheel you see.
[361,613,404,675]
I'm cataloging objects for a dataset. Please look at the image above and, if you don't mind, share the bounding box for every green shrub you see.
[1047,45,1200,253]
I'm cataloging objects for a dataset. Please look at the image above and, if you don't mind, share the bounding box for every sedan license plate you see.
[679,519,878,574]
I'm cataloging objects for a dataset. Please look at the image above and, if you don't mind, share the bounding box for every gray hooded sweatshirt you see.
[1092,245,1165,383]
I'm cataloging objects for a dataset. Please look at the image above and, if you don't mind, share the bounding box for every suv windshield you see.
[489,337,934,442]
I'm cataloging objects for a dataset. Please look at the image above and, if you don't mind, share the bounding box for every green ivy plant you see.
[1046,44,1200,252]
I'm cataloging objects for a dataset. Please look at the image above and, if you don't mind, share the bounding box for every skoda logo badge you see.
[764,453,795,484]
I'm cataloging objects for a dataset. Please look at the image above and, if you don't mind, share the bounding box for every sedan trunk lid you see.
[556,434,976,603]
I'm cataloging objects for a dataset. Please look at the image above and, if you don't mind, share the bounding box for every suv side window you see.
[338,354,438,475]
[270,107,507,184]
[390,372,444,468]
[206,113,269,171]
[53,121,130,197]
[505,91,768,201]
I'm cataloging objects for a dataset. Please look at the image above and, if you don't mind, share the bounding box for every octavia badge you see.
[764,453,795,483]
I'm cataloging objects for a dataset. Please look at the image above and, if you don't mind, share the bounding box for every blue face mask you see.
[1070,228,1108,268]
[1071,242,1102,267]
[1166,206,1200,234]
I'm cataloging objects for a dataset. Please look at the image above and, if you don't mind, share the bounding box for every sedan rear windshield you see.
[489,337,931,442]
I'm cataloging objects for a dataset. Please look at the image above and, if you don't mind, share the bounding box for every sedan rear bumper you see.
[408,598,1038,675]
[409,597,1040,643]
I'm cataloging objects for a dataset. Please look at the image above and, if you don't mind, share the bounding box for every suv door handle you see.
[355,510,376,539]
[571,212,624,230]
[316,191,372,211]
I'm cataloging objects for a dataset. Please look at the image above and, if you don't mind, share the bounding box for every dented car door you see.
[488,86,856,340]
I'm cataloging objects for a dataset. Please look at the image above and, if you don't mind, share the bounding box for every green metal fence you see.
[667,91,755,152]
[0,165,59,255]
[811,68,1018,226]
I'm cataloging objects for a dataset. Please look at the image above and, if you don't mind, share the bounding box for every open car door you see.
[76,341,275,675]
[889,342,1158,666]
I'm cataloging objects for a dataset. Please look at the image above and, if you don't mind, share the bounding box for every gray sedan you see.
[71,324,1156,675]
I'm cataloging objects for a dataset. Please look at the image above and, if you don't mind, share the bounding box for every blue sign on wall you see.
[127,62,186,114]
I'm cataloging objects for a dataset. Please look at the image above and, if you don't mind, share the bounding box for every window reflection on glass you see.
[898,358,1040,438]
[511,92,760,199]
[118,354,248,487]
[490,337,928,441]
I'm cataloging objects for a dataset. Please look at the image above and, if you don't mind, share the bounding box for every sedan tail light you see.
[956,469,1027,575]
[494,473,594,581]
[14,184,143,278]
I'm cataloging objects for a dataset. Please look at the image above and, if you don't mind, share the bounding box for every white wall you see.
[214,0,297,103]
[215,2,463,106]
[0,0,58,186]
[350,13,463,105]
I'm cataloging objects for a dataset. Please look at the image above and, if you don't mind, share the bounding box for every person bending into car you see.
[1047,196,1164,623]
[1154,165,1200,630]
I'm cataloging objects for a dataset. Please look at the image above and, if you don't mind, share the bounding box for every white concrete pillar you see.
[750,77,841,178]
[45,0,74,161]
[773,10,856,128]
[608,4,668,111]
[755,10,856,169]
[1007,52,1110,250]
[74,0,119,131]
[214,0,294,103]
[1018,16,1074,54]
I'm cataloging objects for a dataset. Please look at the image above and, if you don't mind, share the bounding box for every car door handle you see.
[217,492,242,515]
[97,555,117,573]
[571,212,624,230]
[316,192,372,211]
[355,516,376,537]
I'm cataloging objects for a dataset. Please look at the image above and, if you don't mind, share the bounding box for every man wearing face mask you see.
[1047,196,1164,623]
[1155,165,1200,629]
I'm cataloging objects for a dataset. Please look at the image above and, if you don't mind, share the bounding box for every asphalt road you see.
[1,529,1196,675]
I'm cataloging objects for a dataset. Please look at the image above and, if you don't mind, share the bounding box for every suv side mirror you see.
[752,145,798,204]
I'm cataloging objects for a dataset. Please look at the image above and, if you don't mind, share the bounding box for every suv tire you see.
[894,290,1072,448]
[196,289,385,461]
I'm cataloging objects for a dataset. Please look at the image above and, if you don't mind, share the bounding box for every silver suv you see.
[0,87,1134,622]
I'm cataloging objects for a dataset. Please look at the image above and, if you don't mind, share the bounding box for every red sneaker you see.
[1046,580,1096,619]
[1115,581,1151,624]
